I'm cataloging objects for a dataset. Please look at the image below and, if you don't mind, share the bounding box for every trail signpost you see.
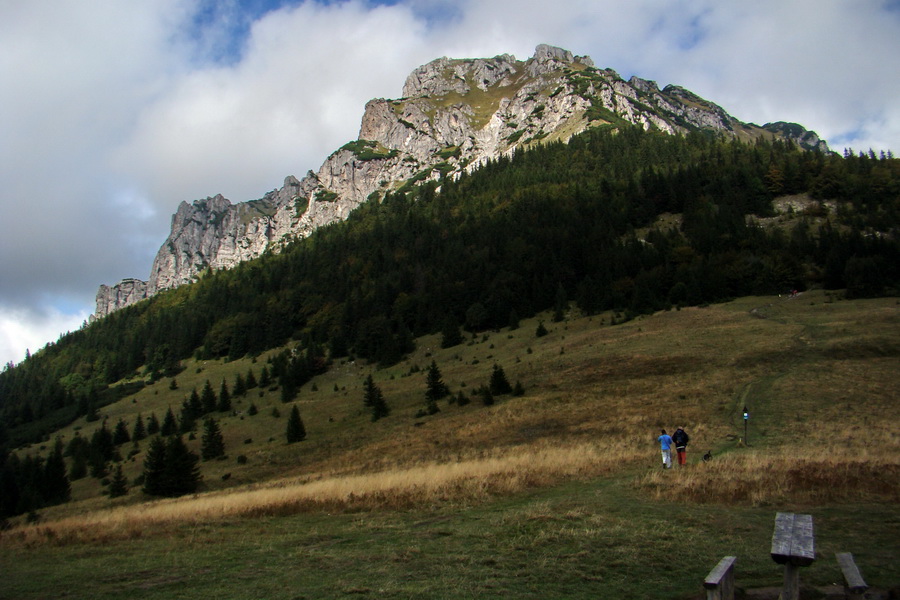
[742,405,749,445]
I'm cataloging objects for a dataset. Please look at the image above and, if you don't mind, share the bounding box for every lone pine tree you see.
[108,464,128,498]
[363,375,390,421]
[489,363,513,396]
[286,405,306,443]
[201,417,226,460]
[424,360,449,415]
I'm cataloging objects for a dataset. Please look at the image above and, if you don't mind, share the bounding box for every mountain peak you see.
[95,46,829,318]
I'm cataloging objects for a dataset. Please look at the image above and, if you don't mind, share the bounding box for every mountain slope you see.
[95,44,828,317]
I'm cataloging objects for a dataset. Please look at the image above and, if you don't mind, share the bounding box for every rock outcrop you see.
[95,44,829,318]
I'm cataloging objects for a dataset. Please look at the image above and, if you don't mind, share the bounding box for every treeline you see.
[1,126,898,447]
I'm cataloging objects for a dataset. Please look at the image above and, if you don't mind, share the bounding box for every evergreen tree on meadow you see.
[245,368,258,390]
[201,380,217,415]
[513,380,525,397]
[280,377,298,404]
[479,386,495,406]
[286,405,306,443]
[90,420,116,464]
[187,388,203,419]
[142,435,200,498]
[440,318,463,349]
[363,374,390,422]
[141,436,167,496]
[146,413,160,435]
[179,401,197,434]
[233,373,247,398]
[43,437,71,505]
[160,407,178,436]
[201,417,226,461]
[553,284,568,322]
[424,360,448,415]
[112,418,131,446]
[132,414,147,442]
[163,436,201,496]
[259,366,271,388]
[68,449,87,481]
[489,363,513,396]
[217,380,232,412]
[108,464,128,498]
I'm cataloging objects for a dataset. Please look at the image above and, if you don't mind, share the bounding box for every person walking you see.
[658,429,674,469]
[673,426,690,466]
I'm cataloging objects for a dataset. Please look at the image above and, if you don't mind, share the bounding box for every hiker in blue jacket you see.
[658,429,674,469]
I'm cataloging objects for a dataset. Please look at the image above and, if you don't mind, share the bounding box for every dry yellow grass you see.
[4,292,897,551]
[3,441,620,547]
[638,448,900,505]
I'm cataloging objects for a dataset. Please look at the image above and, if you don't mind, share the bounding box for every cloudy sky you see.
[1,0,899,366]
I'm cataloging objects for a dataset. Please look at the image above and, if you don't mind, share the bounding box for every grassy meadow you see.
[1,290,898,599]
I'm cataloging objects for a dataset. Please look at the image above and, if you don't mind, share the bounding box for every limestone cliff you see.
[95,44,829,318]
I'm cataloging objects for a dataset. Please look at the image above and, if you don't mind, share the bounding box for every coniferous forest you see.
[1,125,898,516]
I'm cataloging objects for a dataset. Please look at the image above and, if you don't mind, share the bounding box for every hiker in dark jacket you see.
[673,426,690,466]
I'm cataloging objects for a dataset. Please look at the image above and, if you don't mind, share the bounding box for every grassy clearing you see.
[2,291,898,598]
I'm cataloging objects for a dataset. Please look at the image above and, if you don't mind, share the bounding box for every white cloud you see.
[0,305,89,368]
[1,0,898,366]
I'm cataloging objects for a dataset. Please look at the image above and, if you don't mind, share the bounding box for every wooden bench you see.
[835,552,868,600]
[703,556,737,600]
[770,512,815,600]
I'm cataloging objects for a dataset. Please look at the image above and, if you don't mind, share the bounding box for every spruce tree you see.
[280,377,298,404]
[245,368,258,390]
[68,451,87,481]
[480,386,495,406]
[489,363,513,396]
[146,413,160,435]
[43,437,71,505]
[179,401,196,434]
[217,380,232,412]
[233,373,246,397]
[160,407,178,436]
[553,284,568,322]
[132,414,147,441]
[200,380,217,415]
[286,405,306,443]
[424,360,448,415]
[142,435,201,498]
[440,318,463,348]
[201,418,226,460]
[112,418,131,446]
[163,436,201,497]
[90,420,116,463]
[141,436,167,496]
[363,375,389,422]
[108,464,128,498]
[259,366,271,387]
[187,388,203,418]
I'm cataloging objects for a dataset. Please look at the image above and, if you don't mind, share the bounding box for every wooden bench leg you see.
[780,563,800,600]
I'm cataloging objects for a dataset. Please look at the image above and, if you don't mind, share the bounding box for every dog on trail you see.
[702,450,713,463]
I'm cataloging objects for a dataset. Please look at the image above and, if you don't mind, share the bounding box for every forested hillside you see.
[1,125,898,460]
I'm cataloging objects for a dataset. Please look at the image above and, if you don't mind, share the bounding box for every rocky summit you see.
[94,44,828,318]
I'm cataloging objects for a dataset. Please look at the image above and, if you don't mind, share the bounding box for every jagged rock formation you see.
[94,44,829,318]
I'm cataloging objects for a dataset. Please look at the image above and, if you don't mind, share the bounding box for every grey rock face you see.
[95,44,828,318]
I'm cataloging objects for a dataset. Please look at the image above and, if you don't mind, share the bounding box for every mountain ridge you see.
[94,44,828,318]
